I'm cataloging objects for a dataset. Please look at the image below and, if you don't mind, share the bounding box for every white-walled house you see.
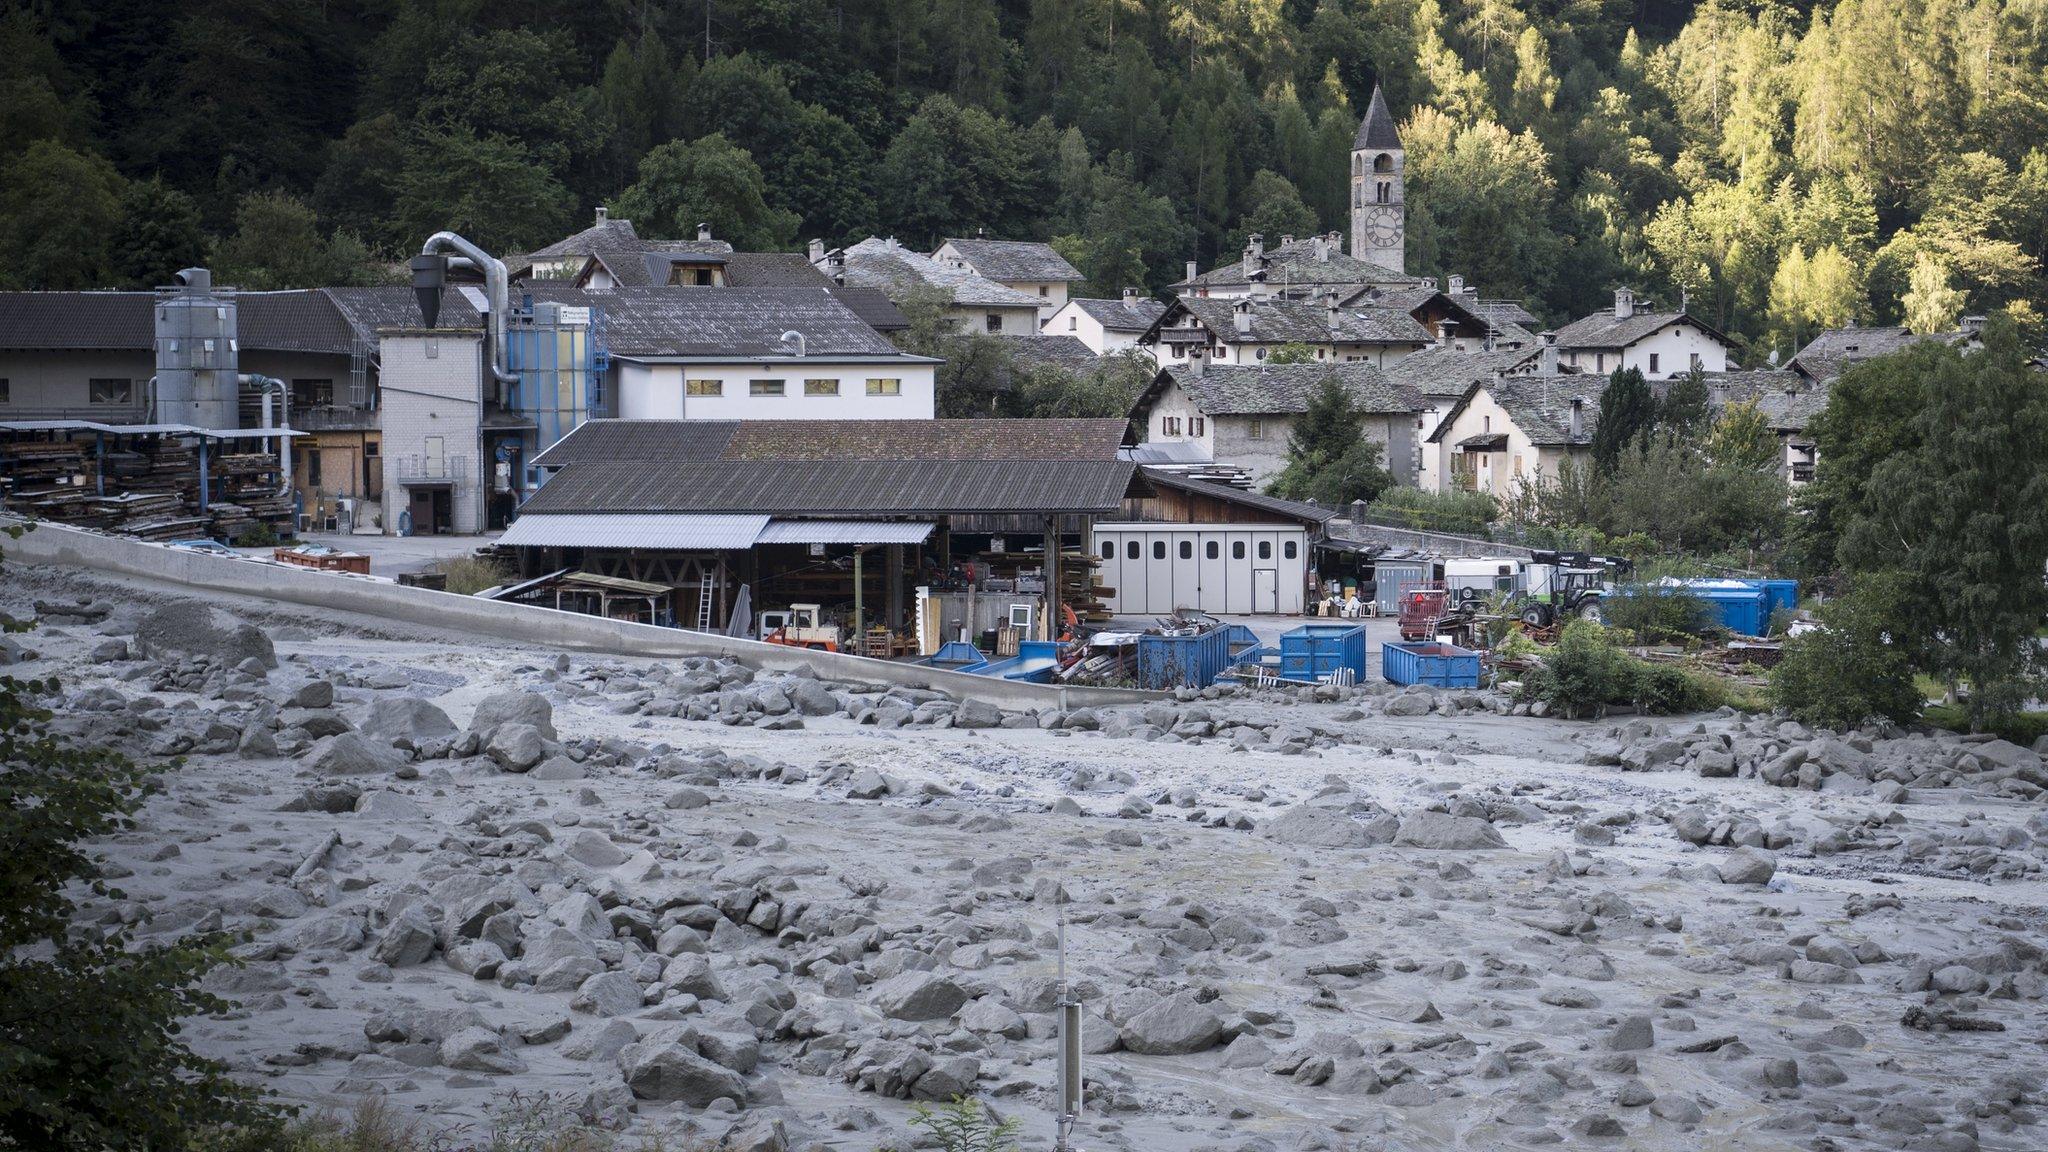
[1128,362,1424,487]
[1423,375,1605,495]
[932,238,1085,322]
[1553,288,1733,378]
[1383,341,1551,491]
[1043,292,1168,357]
[599,287,938,420]
[818,238,1043,335]
[1139,296,1431,369]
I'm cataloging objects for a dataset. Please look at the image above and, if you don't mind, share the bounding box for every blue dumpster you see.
[1279,623,1368,683]
[1137,627,1233,689]
[1690,584,1769,636]
[1382,640,1482,688]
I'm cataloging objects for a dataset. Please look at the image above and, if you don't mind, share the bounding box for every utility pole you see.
[1055,904,1083,1152]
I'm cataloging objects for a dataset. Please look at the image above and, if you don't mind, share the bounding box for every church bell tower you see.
[1350,84,1405,273]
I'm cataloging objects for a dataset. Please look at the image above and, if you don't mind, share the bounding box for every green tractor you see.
[1515,550,1626,629]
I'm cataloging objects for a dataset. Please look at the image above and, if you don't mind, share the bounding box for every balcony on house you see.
[392,454,466,486]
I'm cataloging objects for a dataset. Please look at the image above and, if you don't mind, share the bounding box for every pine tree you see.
[1590,366,1655,473]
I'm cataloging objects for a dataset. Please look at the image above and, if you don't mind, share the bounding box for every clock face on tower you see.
[1364,205,1401,246]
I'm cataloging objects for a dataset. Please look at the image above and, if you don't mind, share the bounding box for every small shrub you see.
[1769,591,1921,728]
[429,552,512,596]
[237,522,281,547]
[906,1098,1019,1152]
[1630,662,1701,713]
[1525,619,1634,718]
[1602,581,1707,643]
[1921,705,2048,746]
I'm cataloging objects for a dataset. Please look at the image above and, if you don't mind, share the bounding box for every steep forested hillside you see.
[4,0,2044,362]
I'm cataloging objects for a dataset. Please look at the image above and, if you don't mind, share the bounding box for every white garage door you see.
[1091,523,1308,616]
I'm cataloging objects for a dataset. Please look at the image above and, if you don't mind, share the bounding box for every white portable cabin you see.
[1091,523,1310,615]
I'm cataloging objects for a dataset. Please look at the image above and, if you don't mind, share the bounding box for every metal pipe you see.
[238,374,293,497]
[419,232,519,385]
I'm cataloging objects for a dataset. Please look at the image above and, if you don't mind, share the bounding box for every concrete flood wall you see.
[1,518,1165,710]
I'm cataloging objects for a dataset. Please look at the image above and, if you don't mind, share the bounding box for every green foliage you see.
[1523,619,1635,719]
[217,191,389,291]
[1589,367,1655,474]
[1602,580,1707,644]
[1920,705,2048,748]
[907,1097,1020,1152]
[1769,586,1923,729]
[0,139,124,289]
[0,0,2042,330]
[1806,319,2048,727]
[1266,342,1319,365]
[613,134,799,251]
[112,177,207,289]
[1268,377,1394,506]
[0,525,279,1149]
[1368,486,1500,534]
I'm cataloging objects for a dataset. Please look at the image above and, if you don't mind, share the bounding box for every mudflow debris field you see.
[7,562,2045,1152]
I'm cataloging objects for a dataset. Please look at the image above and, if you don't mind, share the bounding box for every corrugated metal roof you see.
[757,519,935,544]
[498,512,770,549]
[519,459,1136,516]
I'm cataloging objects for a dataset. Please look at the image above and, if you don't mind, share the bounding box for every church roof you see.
[1355,85,1402,151]
[1171,235,1417,291]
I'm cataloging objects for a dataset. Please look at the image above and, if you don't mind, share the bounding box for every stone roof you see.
[1355,85,1402,151]
[0,289,367,355]
[834,239,1044,308]
[1786,325,1959,383]
[1702,370,1826,431]
[1553,300,1730,352]
[1173,235,1418,291]
[721,253,836,288]
[522,216,731,264]
[525,285,904,359]
[1170,297,1433,346]
[1430,375,1610,447]
[937,238,1083,283]
[1382,344,1544,399]
[1144,363,1423,419]
[990,334,1103,374]
[1069,296,1168,332]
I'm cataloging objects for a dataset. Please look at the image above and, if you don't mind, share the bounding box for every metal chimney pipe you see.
[418,232,517,385]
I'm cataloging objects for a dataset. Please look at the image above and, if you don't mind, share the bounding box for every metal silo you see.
[154,267,239,429]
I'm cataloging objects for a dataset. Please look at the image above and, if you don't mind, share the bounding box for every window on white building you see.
[1206,541,1219,559]
[1179,541,1193,559]
[749,379,785,396]
[1247,419,1264,439]
[1162,416,1182,436]
[1068,315,1077,330]
[804,378,838,395]
[1191,416,1204,437]
[1691,353,1703,371]
[1152,541,1166,559]
[865,378,901,395]
[686,379,722,396]
[1648,353,1660,373]
[985,314,1002,332]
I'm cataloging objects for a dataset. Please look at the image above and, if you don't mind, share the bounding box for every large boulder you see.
[617,1032,748,1105]
[870,972,967,1021]
[136,602,276,668]
[1119,992,1223,1055]
[1261,804,1396,849]
[1393,811,1508,850]
[373,904,438,967]
[306,732,405,776]
[485,723,546,772]
[360,697,457,747]
[1718,846,1778,885]
[469,690,556,740]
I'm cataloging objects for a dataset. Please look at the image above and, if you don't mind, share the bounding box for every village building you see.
[1424,374,1607,495]
[1350,83,1407,273]
[1552,288,1733,378]
[1126,361,1424,488]
[1138,295,1432,369]
[815,238,1044,335]
[931,238,1085,321]
[1702,369,1830,487]
[1042,292,1169,358]
[1170,232,1419,301]
[1382,339,1555,490]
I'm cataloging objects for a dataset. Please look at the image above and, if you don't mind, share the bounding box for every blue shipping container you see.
[1757,578,1799,620]
[1382,640,1482,688]
[1137,627,1234,689]
[1279,623,1369,683]
[1690,586,1768,636]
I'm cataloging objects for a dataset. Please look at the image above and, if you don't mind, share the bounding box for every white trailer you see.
[1091,523,1310,616]
[1443,557,1524,604]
